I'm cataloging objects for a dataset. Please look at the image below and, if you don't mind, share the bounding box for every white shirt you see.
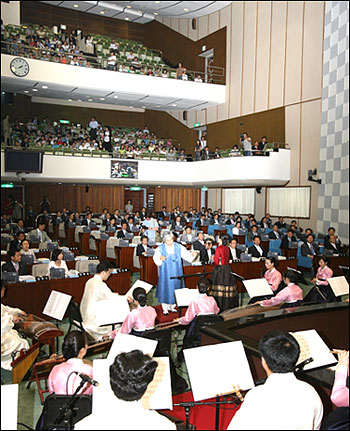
[75,397,176,430]
[229,246,238,260]
[228,373,323,430]
[47,260,70,277]
[254,245,264,256]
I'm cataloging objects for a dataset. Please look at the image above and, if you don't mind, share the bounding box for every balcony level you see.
[1,53,225,111]
[1,149,291,187]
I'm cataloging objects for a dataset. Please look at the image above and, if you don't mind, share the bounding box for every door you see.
[124,189,144,212]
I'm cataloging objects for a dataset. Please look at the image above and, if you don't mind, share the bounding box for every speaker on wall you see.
[183,111,187,121]
[256,187,262,194]
[192,19,196,30]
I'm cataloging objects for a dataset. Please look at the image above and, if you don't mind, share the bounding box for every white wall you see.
[1,1,20,26]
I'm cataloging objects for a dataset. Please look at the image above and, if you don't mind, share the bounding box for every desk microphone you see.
[75,372,99,386]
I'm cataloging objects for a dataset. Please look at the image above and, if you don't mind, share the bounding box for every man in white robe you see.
[1,282,29,370]
[80,261,118,341]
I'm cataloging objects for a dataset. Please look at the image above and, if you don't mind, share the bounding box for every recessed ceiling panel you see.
[59,1,97,12]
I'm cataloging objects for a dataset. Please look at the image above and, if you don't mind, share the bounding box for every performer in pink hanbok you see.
[330,350,349,407]
[248,256,283,304]
[48,331,93,395]
[260,270,303,309]
[305,255,336,304]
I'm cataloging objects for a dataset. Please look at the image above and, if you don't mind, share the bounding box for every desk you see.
[201,302,349,415]
[79,231,98,256]
[139,257,298,289]
[64,227,76,247]
[114,246,139,272]
[3,271,131,320]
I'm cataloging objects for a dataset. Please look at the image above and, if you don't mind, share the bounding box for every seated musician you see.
[257,270,303,308]
[136,235,149,257]
[110,288,157,337]
[48,330,93,395]
[248,256,283,304]
[75,350,176,430]
[2,248,28,275]
[47,248,71,278]
[227,331,323,430]
[20,239,36,259]
[305,255,335,303]
[1,280,29,371]
[330,349,349,408]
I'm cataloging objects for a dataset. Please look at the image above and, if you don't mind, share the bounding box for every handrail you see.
[1,40,225,85]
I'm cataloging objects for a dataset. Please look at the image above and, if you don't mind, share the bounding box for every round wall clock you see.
[10,57,30,77]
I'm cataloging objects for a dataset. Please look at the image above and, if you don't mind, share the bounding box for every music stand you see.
[231,272,246,306]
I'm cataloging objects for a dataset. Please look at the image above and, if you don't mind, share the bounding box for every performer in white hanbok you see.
[1,280,29,370]
[80,261,118,341]
[153,233,197,314]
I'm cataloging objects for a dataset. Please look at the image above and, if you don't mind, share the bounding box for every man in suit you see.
[28,221,52,243]
[117,221,129,239]
[127,216,136,233]
[201,145,211,160]
[2,249,28,275]
[269,224,282,240]
[194,214,206,229]
[228,238,242,261]
[325,234,342,254]
[226,214,235,225]
[171,216,183,231]
[324,227,341,249]
[192,232,207,264]
[210,214,220,225]
[247,225,259,242]
[102,213,113,227]
[158,206,168,220]
[136,235,149,257]
[248,236,267,258]
[275,217,286,229]
[180,226,194,244]
[81,211,93,227]
[9,231,26,251]
[281,230,297,249]
[301,234,320,258]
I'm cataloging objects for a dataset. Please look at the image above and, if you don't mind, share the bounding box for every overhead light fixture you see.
[42,85,48,89]
[88,99,93,101]
[155,1,160,3]
[114,95,118,98]
[77,99,82,102]
[129,106,133,108]
[153,12,158,15]
[24,90,29,93]
[125,17,129,20]
[156,105,160,108]
[68,99,72,101]
[184,8,189,11]
[99,97,105,100]
[100,10,105,14]
[142,106,146,109]
[126,5,131,8]
[73,4,79,8]
[171,104,177,107]
[32,88,38,92]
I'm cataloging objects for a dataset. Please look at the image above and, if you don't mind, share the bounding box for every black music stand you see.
[231,272,245,306]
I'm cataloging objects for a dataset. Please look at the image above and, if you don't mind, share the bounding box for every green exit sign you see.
[130,186,141,191]
[59,120,70,124]
[194,122,201,128]
[1,183,14,188]
[201,187,208,191]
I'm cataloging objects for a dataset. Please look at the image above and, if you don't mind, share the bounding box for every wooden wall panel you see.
[1,94,32,123]
[206,107,285,150]
[25,184,124,214]
[20,2,144,42]
[154,188,201,212]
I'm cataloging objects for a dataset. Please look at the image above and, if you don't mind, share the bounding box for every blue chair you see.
[208,225,224,236]
[269,239,282,256]
[245,237,254,248]
[297,246,313,270]
[265,228,272,234]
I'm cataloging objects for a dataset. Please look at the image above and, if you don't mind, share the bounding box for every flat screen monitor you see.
[5,149,43,173]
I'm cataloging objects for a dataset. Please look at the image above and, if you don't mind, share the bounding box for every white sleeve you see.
[153,247,163,267]
[1,307,14,335]
[180,245,195,263]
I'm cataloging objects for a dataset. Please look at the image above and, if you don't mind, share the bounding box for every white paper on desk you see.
[328,276,349,297]
[175,288,200,307]
[19,275,36,283]
[43,290,72,321]
[243,278,273,298]
[125,280,153,298]
[107,332,158,363]
[184,341,255,402]
[95,296,130,327]
[251,257,261,262]
[1,384,18,430]
[290,329,337,370]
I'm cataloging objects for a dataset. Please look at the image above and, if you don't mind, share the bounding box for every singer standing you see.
[48,331,93,395]
[153,233,196,314]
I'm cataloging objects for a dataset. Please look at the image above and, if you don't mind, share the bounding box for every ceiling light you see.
[153,12,158,15]
[156,105,160,108]
[125,17,129,20]
[32,88,38,92]
[155,1,160,3]
[24,90,29,93]
[73,4,78,8]
[100,10,105,14]
[142,106,146,109]
[99,98,105,100]
[42,85,48,89]
[129,106,133,108]
[171,104,177,107]
[114,95,118,99]
[184,8,189,11]
[78,99,82,102]
[68,99,72,101]
[126,5,131,8]
[88,99,93,101]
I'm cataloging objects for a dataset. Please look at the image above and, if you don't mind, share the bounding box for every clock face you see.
[10,58,30,77]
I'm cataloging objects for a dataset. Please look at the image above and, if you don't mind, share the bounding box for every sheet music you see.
[290,329,337,370]
[95,296,130,326]
[1,384,18,430]
[328,276,349,297]
[125,280,153,298]
[184,341,255,402]
[243,278,273,298]
[175,288,200,307]
[43,290,72,321]
[107,332,158,363]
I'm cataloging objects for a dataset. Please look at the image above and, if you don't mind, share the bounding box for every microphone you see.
[74,372,99,386]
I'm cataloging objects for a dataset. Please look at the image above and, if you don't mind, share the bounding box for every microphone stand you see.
[51,379,87,430]
[231,272,245,307]
[173,394,242,431]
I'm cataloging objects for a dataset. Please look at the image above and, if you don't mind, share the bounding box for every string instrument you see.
[11,342,40,384]
[47,336,114,361]
[153,320,181,331]
[220,303,281,321]
[14,314,63,342]
[216,384,245,404]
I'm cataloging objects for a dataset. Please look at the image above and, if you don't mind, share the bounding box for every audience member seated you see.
[325,226,342,247]
[9,231,26,251]
[247,225,259,243]
[81,211,94,227]
[275,217,287,229]
[248,236,267,258]
[171,216,183,231]
[192,232,207,264]
[231,221,245,236]
[28,221,52,243]
[325,234,342,254]
[227,331,323,429]
[180,226,194,243]
[268,224,281,240]
[1,280,30,370]
[136,236,149,257]
[228,238,242,261]
[117,221,129,239]
[111,288,156,337]
[47,248,70,278]
[20,239,36,259]
[2,248,28,275]
[260,217,270,229]
[301,233,320,259]
[48,330,93,395]
[281,229,297,249]
[74,350,176,430]
[259,270,303,308]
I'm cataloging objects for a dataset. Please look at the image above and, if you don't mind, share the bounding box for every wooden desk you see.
[282,248,298,258]
[3,271,131,320]
[114,246,139,272]
[139,257,298,289]
[79,232,98,256]
[232,235,246,245]
[65,227,76,247]
[201,302,349,415]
